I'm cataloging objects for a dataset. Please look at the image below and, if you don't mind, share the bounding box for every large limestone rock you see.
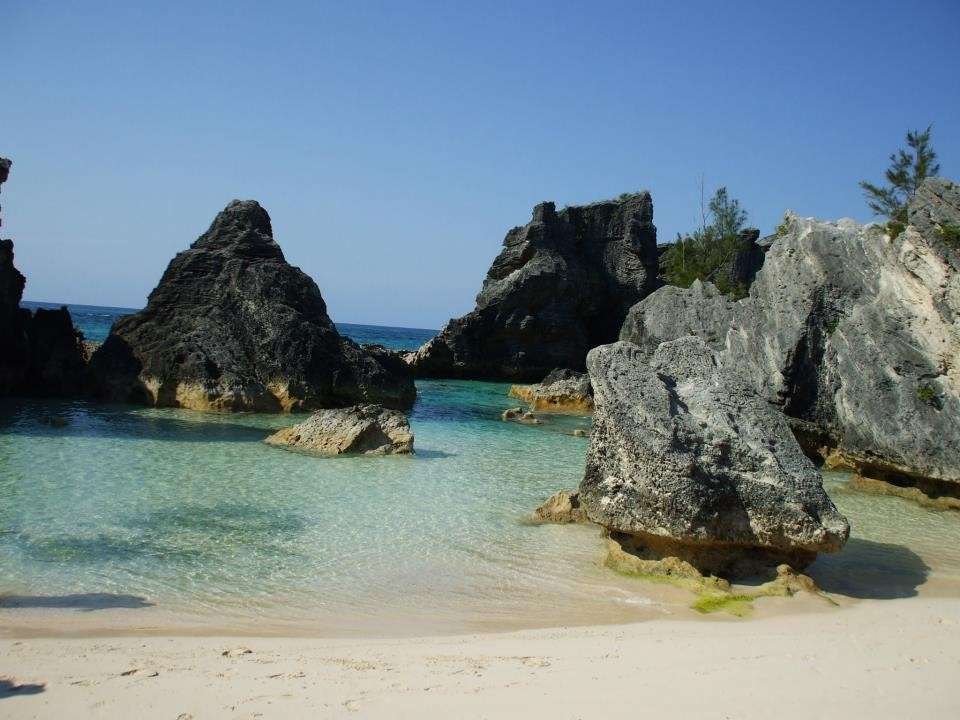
[621,177,960,497]
[509,368,593,413]
[89,200,415,411]
[580,338,849,577]
[0,158,86,397]
[408,193,659,380]
[265,404,414,455]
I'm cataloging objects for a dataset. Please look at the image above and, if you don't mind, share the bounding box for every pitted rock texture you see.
[621,177,960,494]
[509,368,593,413]
[265,404,414,455]
[89,200,415,411]
[580,338,849,577]
[408,193,659,380]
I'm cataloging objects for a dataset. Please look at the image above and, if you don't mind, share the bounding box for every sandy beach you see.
[2,597,959,719]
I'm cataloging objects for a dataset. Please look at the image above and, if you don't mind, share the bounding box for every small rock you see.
[532,490,586,524]
[265,404,413,455]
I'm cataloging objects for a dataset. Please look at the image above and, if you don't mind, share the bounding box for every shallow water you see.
[1,307,959,636]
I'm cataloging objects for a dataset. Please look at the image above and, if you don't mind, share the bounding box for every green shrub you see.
[938,223,960,248]
[917,385,938,406]
[886,220,905,239]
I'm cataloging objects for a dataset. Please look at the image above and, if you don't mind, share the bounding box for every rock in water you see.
[408,193,659,380]
[89,200,415,411]
[0,158,86,397]
[265,404,414,455]
[509,368,593,414]
[580,338,849,577]
[620,177,960,498]
[531,490,586,524]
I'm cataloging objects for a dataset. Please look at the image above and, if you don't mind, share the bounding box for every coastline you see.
[3,596,958,719]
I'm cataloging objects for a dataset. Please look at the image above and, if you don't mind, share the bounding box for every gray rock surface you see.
[408,193,659,380]
[89,200,415,411]
[621,178,960,495]
[579,338,849,576]
[264,404,414,455]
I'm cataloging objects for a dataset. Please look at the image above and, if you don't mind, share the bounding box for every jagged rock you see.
[620,177,960,497]
[89,200,415,411]
[509,368,593,414]
[408,193,659,380]
[579,338,849,577]
[531,490,586,524]
[0,158,86,397]
[264,404,414,455]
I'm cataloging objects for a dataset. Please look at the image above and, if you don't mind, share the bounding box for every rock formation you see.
[621,177,960,499]
[531,490,586,524]
[509,368,593,413]
[408,193,659,380]
[579,338,850,577]
[0,157,86,397]
[265,404,414,455]
[89,200,416,411]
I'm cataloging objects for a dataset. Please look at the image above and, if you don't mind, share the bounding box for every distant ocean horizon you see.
[19,300,438,350]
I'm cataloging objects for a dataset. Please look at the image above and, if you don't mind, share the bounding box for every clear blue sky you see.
[4,1,958,328]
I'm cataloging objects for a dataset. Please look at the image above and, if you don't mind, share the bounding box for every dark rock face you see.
[580,338,849,577]
[89,200,415,411]
[0,158,86,397]
[620,177,960,496]
[408,193,659,380]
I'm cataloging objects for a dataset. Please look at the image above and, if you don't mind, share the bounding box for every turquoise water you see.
[1,305,959,636]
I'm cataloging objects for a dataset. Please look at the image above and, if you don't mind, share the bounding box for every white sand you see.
[2,597,959,719]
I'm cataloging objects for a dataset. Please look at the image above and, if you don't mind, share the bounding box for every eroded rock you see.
[531,490,587,524]
[579,338,849,577]
[89,200,415,411]
[621,178,960,496]
[408,194,659,380]
[265,404,414,455]
[509,368,593,414]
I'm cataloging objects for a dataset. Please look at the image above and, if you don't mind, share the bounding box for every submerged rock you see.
[0,158,86,397]
[89,200,415,411]
[265,404,414,455]
[408,193,659,380]
[620,177,960,498]
[501,407,542,425]
[509,368,593,414]
[579,338,849,577]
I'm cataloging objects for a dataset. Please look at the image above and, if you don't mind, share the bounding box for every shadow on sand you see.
[0,592,154,612]
[0,679,46,699]
[806,538,931,600]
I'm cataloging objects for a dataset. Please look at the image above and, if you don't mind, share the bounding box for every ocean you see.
[1,303,959,636]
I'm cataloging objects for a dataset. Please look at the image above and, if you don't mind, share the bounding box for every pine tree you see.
[860,126,940,223]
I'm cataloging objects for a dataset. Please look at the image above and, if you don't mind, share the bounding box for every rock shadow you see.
[806,538,930,599]
[0,679,46,699]
[0,592,153,611]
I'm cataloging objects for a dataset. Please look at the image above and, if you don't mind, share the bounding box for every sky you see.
[3,1,959,329]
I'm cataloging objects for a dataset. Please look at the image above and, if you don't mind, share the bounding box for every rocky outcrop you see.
[579,338,849,577]
[89,200,416,411]
[0,158,87,397]
[509,368,593,414]
[265,404,414,455]
[408,193,659,380]
[531,490,586,524]
[620,177,960,498]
